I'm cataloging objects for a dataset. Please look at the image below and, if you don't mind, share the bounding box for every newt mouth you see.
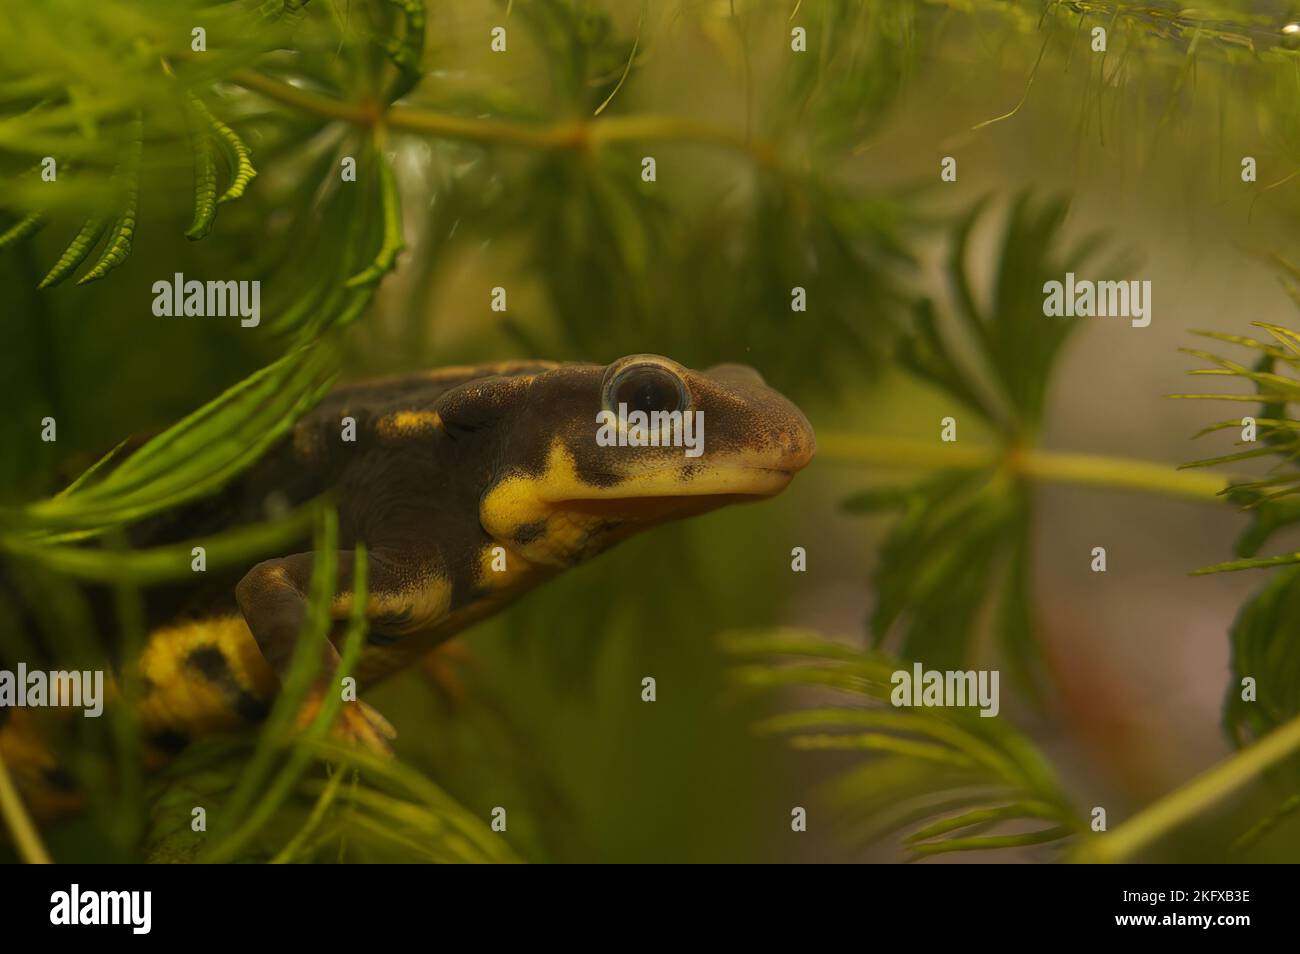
[547,464,799,504]
[547,465,801,520]
[553,491,781,521]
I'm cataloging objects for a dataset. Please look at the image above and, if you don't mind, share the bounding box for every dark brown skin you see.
[2,354,815,811]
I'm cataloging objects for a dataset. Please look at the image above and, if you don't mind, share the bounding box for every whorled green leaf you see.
[77,114,142,285]
[253,143,355,334]
[720,629,1081,858]
[383,0,427,102]
[847,193,1131,690]
[296,742,520,863]
[1224,489,1300,564]
[899,191,1130,438]
[74,207,135,285]
[258,138,389,335]
[2,341,340,537]
[36,215,105,288]
[849,467,1042,690]
[1214,566,1300,845]
[344,151,404,288]
[0,499,325,585]
[0,210,43,249]
[897,297,996,422]
[781,0,918,153]
[189,96,257,205]
[185,117,219,240]
[1232,793,1300,853]
[1222,566,1300,747]
[1175,319,1300,570]
[28,115,145,287]
[256,0,312,27]
[509,0,632,113]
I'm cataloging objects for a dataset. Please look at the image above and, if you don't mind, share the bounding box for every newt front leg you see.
[235,548,416,755]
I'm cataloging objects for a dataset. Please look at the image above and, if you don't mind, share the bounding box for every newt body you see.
[2,355,815,814]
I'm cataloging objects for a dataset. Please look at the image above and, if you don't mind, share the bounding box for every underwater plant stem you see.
[1013,448,1230,502]
[269,765,347,864]
[0,751,53,864]
[816,433,1232,503]
[1080,711,1300,863]
[229,72,774,162]
[230,71,369,124]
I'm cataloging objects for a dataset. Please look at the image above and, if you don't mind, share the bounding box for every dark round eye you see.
[605,364,687,415]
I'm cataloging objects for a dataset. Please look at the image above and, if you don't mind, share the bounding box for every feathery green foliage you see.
[0,341,339,541]
[1175,313,1300,572]
[844,194,1130,690]
[722,629,1081,858]
[1181,315,1300,838]
[184,108,220,240]
[1222,566,1300,746]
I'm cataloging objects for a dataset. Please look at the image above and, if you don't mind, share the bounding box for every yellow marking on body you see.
[480,441,622,565]
[477,543,537,589]
[482,441,579,522]
[132,615,276,737]
[353,570,555,685]
[376,409,442,439]
[332,572,453,633]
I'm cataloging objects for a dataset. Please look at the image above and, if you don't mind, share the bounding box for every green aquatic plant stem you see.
[816,433,1234,504]
[1079,711,1300,863]
[229,71,776,163]
[0,750,52,864]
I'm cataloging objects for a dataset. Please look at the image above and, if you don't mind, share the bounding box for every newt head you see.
[449,354,815,566]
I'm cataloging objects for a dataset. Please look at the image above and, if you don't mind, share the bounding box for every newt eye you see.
[603,362,687,415]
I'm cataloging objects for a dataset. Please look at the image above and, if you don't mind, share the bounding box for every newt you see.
[0,354,815,818]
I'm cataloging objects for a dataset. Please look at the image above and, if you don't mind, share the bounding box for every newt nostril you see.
[773,421,816,471]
